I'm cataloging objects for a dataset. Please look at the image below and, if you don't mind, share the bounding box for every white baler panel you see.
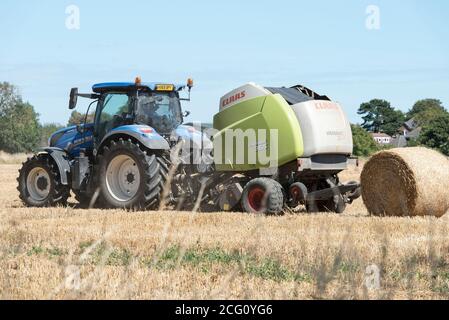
[219,82,270,111]
[291,100,353,157]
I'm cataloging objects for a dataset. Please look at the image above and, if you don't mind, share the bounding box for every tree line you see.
[353,98,449,156]
[0,82,97,153]
[0,81,448,156]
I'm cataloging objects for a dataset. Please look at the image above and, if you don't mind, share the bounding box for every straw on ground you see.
[1,161,449,299]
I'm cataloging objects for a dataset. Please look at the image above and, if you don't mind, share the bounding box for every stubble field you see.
[1,161,449,300]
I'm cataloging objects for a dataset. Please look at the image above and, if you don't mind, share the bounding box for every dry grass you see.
[0,151,28,165]
[1,162,449,300]
[361,148,449,217]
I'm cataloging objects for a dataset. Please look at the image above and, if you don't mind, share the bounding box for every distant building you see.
[404,118,419,132]
[406,127,422,140]
[390,135,408,148]
[371,132,392,145]
[403,118,421,140]
[367,118,422,148]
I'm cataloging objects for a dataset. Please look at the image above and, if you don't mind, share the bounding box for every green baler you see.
[209,82,360,214]
[213,93,303,171]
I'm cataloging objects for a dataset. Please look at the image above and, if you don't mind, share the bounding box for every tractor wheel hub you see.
[36,176,49,191]
[106,154,141,202]
[26,167,51,201]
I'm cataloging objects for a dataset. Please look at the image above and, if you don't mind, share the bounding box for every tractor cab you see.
[71,78,189,136]
[62,78,194,156]
[90,79,191,138]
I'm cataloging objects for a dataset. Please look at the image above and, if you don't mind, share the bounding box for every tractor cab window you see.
[97,93,130,139]
[135,91,182,133]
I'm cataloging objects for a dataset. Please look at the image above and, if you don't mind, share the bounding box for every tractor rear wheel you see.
[98,138,168,209]
[241,178,284,215]
[17,154,70,207]
[74,192,91,208]
[74,190,106,209]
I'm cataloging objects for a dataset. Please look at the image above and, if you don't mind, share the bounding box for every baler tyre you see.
[241,178,284,215]
[288,182,308,207]
[17,154,70,207]
[98,138,167,210]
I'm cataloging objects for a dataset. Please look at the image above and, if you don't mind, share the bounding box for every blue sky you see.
[1,0,448,125]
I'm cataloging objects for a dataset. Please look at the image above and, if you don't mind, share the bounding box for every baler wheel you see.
[288,182,308,207]
[241,178,284,215]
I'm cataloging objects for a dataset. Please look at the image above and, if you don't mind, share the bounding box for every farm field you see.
[1,162,449,300]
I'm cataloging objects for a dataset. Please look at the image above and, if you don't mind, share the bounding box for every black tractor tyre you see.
[74,192,91,208]
[17,154,70,207]
[98,138,168,210]
[73,164,106,209]
[74,190,106,209]
[241,178,284,215]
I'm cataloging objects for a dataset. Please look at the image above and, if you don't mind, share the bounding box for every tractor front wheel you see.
[98,139,168,209]
[17,154,70,207]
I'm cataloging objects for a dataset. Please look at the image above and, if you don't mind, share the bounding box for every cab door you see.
[94,92,131,144]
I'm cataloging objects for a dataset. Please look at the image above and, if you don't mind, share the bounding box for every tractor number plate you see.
[156,84,174,91]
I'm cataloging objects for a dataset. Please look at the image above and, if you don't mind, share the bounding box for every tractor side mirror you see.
[69,88,78,109]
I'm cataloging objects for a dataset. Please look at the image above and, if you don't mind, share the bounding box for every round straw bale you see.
[361,147,449,217]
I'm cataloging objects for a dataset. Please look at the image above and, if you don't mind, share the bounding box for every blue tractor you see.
[18,77,211,209]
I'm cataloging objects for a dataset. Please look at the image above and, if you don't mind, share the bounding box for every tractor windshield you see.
[135,91,183,133]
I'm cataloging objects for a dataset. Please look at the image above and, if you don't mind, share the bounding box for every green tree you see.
[40,123,64,147]
[357,99,405,136]
[68,110,95,126]
[418,113,449,156]
[0,101,41,153]
[0,82,20,113]
[406,138,421,147]
[0,83,41,153]
[407,99,448,127]
[351,124,380,157]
